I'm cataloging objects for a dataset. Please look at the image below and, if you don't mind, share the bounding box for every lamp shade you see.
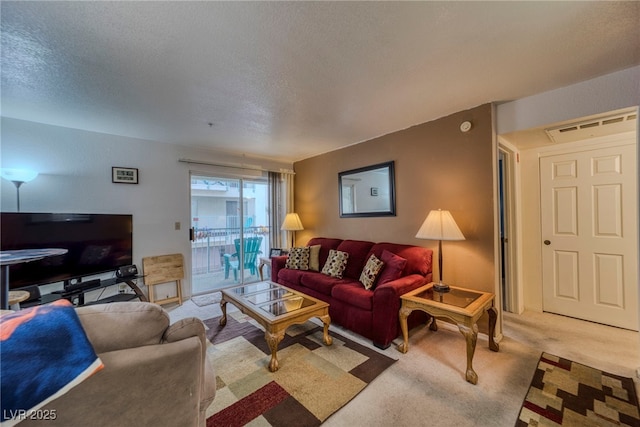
[1,168,38,183]
[415,209,465,241]
[281,213,304,231]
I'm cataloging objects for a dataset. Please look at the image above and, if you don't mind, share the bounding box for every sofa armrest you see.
[271,255,288,282]
[76,302,170,354]
[371,274,428,348]
[375,274,428,298]
[163,318,215,426]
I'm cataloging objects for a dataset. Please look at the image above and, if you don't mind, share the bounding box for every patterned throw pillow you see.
[321,249,349,278]
[285,247,310,270]
[359,254,385,290]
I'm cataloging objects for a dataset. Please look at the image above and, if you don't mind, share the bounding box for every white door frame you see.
[498,141,524,314]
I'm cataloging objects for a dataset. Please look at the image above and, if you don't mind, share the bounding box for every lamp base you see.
[432,282,450,293]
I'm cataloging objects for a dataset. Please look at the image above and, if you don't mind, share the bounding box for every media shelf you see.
[21,275,147,308]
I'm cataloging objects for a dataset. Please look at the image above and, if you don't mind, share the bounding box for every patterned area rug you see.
[517,352,640,426]
[203,312,396,427]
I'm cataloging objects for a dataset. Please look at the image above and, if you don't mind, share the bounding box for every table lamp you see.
[0,168,38,212]
[415,209,465,292]
[281,213,304,248]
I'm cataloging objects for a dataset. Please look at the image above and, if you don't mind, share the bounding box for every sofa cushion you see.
[300,271,351,296]
[359,254,385,290]
[309,244,321,271]
[277,267,306,285]
[368,243,432,276]
[307,237,343,267]
[336,240,375,279]
[377,250,407,285]
[331,282,374,311]
[321,249,349,278]
[285,247,310,270]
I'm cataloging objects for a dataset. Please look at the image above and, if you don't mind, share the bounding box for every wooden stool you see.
[142,254,184,306]
[8,290,30,310]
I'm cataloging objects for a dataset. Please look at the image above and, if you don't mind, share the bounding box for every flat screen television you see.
[1,212,133,289]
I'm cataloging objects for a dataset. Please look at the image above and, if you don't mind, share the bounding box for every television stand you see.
[22,275,148,308]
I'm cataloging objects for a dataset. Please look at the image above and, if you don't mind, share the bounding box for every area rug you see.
[203,312,396,427]
[191,292,221,307]
[516,352,640,426]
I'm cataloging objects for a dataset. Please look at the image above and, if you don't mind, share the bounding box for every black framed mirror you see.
[339,161,396,218]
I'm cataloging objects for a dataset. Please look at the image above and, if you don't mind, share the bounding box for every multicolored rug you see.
[203,312,396,427]
[516,352,640,426]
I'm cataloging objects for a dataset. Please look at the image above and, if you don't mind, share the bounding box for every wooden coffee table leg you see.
[219,299,227,326]
[319,314,333,346]
[265,330,285,372]
[459,323,479,384]
[397,306,412,353]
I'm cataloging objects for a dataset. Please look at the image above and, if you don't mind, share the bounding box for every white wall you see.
[496,65,640,313]
[0,117,292,298]
[497,65,640,135]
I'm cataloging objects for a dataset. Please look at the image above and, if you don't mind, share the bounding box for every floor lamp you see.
[281,213,304,249]
[415,209,465,292]
[0,168,39,212]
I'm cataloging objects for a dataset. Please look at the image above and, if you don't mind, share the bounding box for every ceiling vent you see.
[545,112,637,144]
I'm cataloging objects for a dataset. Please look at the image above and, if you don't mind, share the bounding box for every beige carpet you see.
[167,300,640,426]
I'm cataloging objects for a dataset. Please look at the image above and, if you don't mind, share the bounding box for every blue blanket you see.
[1,300,103,426]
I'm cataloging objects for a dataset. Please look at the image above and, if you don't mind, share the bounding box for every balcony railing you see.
[191,226,270,275]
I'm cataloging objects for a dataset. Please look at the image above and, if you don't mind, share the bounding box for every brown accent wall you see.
[293,103,496,293]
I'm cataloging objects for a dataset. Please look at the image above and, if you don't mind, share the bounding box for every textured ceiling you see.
[1,1,639,163]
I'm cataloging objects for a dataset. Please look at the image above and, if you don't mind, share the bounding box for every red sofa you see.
[271,237,433,349]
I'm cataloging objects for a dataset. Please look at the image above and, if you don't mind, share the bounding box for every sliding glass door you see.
[190,174,270,295]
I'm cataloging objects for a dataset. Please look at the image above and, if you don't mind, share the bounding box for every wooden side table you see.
[397,282,499,384]
[258,257,271,281]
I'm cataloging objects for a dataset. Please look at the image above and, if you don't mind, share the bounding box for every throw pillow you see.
[308,245,321,271]
[321,249,349,278]
[359,254,385,290]
[285,247,310,270]
[377,250,407,285]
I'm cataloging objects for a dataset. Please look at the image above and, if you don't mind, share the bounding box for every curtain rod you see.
[178,158,295,175]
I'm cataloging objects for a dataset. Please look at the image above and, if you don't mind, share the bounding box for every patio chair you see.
[223,236,263,281]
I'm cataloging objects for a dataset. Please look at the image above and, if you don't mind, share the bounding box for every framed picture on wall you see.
[112,167,139,184]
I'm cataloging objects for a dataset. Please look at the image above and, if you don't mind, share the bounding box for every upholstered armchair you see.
[19,302,215,427]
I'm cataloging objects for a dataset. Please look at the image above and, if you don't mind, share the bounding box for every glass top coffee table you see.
[397,282,499,384]
[219,281,332,372]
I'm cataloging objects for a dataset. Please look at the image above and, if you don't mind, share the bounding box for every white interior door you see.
[540,142,638,330]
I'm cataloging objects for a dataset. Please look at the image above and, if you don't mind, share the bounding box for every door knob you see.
[543,240,551,245]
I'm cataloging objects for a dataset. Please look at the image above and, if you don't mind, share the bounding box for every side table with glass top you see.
[397,282,499,384]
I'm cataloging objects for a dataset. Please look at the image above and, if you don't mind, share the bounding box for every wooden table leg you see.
[458,323,479,385]
[265,330,285,372]
[397,306,411,353]
[487,306,499,352]
[319,314,333,346]
[219,299,228,326]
